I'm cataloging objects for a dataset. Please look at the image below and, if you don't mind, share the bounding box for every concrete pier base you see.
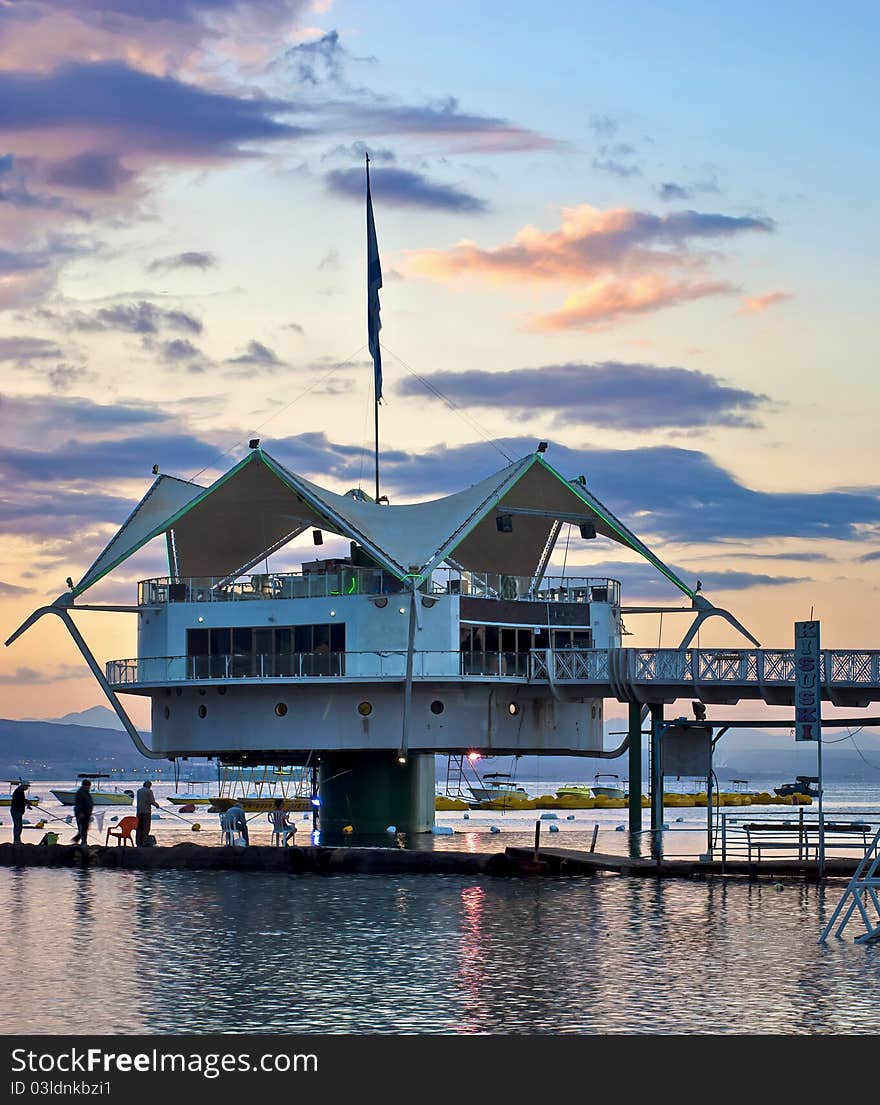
[318,751,435,836]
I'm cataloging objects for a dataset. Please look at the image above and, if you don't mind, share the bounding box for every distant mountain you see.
[0,718,155,780]
[47,705,126,731]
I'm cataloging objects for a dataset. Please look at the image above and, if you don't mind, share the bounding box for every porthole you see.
[357,701,373,717]
[373,597,388,608]
[198,704,207,719]
[275,703,288,717]
[430,700,444,715]
[421,596,437,608]
[508,702,521,716]
[163,706,170,720]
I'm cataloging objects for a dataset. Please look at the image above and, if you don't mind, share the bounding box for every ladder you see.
[819,825,880,943]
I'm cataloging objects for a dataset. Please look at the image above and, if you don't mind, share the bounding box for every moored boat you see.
[590,773,625,799]
[556,784,593,799]
[51,773,134,806]
[468,773,529,803]
[774,775,819,799]
[209,796,313,813]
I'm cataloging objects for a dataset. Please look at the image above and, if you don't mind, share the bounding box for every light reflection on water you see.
[2,867,879,1035]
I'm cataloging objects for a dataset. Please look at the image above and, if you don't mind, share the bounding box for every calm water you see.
[2,867,880,1034]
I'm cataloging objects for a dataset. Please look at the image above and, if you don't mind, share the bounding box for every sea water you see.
[1,867,880,1034]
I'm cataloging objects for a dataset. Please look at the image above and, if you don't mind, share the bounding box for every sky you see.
[1,0,879,724]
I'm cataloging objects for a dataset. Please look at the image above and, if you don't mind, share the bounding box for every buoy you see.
[489,825,501,833]
[540,812,558,821]
[463,813,470,820]
[615,824,625,831]
[65,815,73,824]
[662,823,670,830]
[153,814,162,820]
[548,823,560,833]
[342,825,353,834]
[303,814,310,820]
[191,823,201,832]
[386,825,397,833]
[566,814,575,821]
[675,817,684,823]
[773,882,784,892]
[36,820,46,829]
[432,825,454,835]
[109,816,118,823]
[180,803,196,813]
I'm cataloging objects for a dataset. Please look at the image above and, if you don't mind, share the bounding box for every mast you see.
[366,152,384,503]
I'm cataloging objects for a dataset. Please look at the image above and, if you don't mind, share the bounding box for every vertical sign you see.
[794,620,821,741]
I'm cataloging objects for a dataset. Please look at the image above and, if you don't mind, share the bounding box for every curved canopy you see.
[73,447,694,598]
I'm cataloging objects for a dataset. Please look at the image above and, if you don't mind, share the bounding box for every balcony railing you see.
[106,650,533,684]
[137,571,620,607]
[105,645,880,698]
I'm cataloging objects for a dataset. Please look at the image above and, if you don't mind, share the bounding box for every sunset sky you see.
[1,1,878,725]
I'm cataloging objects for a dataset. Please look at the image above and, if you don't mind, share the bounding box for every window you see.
[186,623,346,678]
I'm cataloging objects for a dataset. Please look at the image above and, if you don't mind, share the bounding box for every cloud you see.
[283,321,304,333]
[407,202,772,329]
[860,551,880,563]
[47,363,88,391]
[0,61,307,160]
[0,336,64,362]
[574,560,806,600]
[739,291,792,314]
[159,338,206,366]
[396,362,769,430]
[226,339,283,368]
[657,182,692,201]
[592,143,640,178]
[327,166,488,212]
[62,300,203,335]
[147,250,217,272]
[529,275,735,331]
[0,580,33,597]
[44,151,133,192]
[322,141,396,163]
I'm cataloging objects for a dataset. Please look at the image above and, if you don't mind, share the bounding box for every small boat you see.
[209,796,313,813]
[774,775,819,798]
[590,773,626,799]
[556,784,593,799]
[168,795,216,806]
[51,774,134,807]
[468,773,529,803]
[0,785,40,807]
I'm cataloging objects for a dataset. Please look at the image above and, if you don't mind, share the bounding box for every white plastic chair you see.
[220,809,245,847]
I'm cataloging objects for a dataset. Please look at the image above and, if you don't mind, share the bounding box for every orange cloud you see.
[528,275,735,332]
[406,202,768,329]
[739,291,792,314]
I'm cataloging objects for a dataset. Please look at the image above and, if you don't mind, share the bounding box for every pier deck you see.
[0,841,865,880]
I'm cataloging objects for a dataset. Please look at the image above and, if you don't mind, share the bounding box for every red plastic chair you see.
[105,815,138,847]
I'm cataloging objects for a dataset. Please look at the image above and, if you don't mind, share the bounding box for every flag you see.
[366,157,383,402]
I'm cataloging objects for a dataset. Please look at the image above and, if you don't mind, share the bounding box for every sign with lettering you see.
[794,620,821,742]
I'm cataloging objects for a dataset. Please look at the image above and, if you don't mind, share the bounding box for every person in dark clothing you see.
[71,779,93,846]
[10,781,31,845]
[135,779,159,846]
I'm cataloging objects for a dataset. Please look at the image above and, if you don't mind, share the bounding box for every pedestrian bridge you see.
[535,647,880,707]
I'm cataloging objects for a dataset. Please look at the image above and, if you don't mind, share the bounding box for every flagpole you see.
[366,151,383,504]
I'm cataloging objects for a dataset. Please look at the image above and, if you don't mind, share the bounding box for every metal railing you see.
[718,809,880,865]
[137,571,620,607]
[106,650,534,685]
[106,645,880,691]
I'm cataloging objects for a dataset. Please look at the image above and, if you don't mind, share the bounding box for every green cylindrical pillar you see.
[317,751,435,836]
[627,700,642,835]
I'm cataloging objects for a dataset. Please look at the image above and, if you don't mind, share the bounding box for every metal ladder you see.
[819,825,880,943]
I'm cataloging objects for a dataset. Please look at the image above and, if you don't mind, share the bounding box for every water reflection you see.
[2,869,879,1035]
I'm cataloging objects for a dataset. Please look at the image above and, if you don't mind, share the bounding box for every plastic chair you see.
[105,816,138,847]
[220,809,245,847]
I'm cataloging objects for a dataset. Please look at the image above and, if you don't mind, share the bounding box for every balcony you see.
[137,570,620,606]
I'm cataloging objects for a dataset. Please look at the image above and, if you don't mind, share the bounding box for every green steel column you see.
[627,700,642,835]
[650,703,664,860]
[318,751,435,837]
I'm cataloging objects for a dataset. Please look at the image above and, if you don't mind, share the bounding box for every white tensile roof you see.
[73,448,693,597]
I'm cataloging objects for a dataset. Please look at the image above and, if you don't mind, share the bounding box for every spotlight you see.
[249,438,260,449]
[467,751,481,763]
[151,464,159,475]
[537,441,548,453]
[313,530,323,545]
[695,579,703,593]
[378,495,390,505]
[496,514,513,533]
[692,700,707,721]
[397,754,407,765]
[578,522,597,539]
[65,576,74,590]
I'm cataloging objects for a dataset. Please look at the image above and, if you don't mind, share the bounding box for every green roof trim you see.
[535,454,695,599]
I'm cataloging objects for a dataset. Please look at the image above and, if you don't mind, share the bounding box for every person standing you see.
[10,781,31,845]
[72,779,93,846]
[135,779,160,846]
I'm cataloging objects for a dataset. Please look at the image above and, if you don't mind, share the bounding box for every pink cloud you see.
[739,291,792,314]
[528,275,736,332]
[406,202,769,329]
